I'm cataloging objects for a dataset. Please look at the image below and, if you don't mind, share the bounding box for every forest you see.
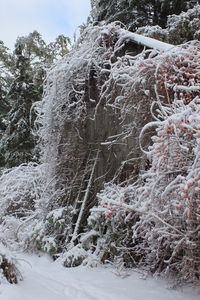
[0,0,200,291]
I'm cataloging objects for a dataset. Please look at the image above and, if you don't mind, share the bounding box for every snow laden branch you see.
[33,22,166,258]
[82,39,200,283]
[116,29,174,52]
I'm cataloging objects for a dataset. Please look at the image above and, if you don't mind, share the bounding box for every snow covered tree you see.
[167,3,200,44]
[91,0,154,29]
[0,42,39,167]
[31,23,147,258]
[0,31,70,167]
[47,35,70,62]
[31,23,174,263]
[151,0,198,28]
[0,41,14,134]
[137,4,200,45]
[90,0,199,30]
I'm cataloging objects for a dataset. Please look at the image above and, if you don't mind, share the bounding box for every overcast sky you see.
[0,0,91,49]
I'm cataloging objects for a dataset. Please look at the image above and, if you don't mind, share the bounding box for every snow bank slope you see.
[0,255,199,300]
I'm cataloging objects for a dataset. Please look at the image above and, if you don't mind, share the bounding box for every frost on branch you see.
[82,41,200,283]
[33,23,159,254]
[135,97,200,283]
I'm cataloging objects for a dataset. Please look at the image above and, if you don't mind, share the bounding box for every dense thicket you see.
[33,22,200,283]
[0,22,198,284]
[84,41,200,283]
[0,0,200,286]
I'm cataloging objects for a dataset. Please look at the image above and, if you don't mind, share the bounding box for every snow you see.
[0,254,199,300]
[117,30,174,52]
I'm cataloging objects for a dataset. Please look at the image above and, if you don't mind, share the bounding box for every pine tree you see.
[0,41,13,133]
[152,0,199,28]
[137,4,200,45]
[0,42,38,167]
[90,0,199,30]
[47,35,70,62]
[0,31,70,168]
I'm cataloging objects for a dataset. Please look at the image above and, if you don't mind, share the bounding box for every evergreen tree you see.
[47,35,70,62]
[91,0,199,30]
[137,3,200,44]
[0,43,38,167]
[0,31,70,168]
[0,41,13,133]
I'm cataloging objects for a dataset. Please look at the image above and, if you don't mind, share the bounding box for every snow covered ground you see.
[0,254,199,300]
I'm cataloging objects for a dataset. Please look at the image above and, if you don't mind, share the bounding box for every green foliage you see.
[62,245,88,267]
[32,207,74,256]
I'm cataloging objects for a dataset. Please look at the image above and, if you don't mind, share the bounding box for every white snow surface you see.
[0,254,199,300]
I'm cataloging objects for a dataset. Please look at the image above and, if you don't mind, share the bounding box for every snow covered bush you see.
[83,41,200,283]
[32,206,74,257]
[32,22,200,283]
[135,96,200,283]
[58,244,88,267]
[0,163,47,251]
[134,45,200,281]
[81,184,140,267]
